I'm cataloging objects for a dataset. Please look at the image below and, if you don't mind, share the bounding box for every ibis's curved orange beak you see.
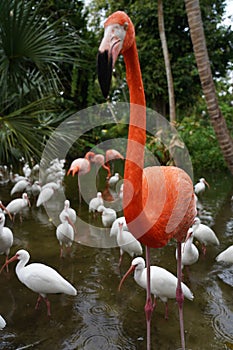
[118,264,136,292]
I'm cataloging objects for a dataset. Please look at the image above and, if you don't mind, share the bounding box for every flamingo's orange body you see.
[98,11,196,350]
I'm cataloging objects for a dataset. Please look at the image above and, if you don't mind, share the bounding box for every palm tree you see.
[184,0,233,175]
[0,0,81,165]
[158,0,176,123]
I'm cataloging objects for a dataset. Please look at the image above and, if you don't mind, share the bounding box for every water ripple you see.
[206,280,233,343]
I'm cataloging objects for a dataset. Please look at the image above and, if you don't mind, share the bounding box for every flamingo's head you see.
[97,11,135,98]
[68,165,79,176]
[85,151,95,161]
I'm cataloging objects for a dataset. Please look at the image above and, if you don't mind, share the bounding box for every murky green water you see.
[0,170,233,350]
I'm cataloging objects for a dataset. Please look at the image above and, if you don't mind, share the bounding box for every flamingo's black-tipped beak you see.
[97,24,125,99]
[97,50,113,99]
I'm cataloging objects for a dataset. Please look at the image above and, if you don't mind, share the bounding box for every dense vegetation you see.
[0,0,232,172]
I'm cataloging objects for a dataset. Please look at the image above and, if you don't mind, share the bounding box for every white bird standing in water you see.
[175,228,199,270]
[56,213,75,258]
[36,181,62,207]
[192,217,219,255]
[10,178,31,196]
[216,245,233,264]
[194,178,210,195]
[59,199,77,224]
[0,315,6,330]
[88,192,104,215]
[5,193,31,222]
[0,212,13,272]
[116,221,143,266]
[108,173,120,188]
[110,216,128,237]
[97,205,117,227]
[0,249,77,316]
[119,257,194,319]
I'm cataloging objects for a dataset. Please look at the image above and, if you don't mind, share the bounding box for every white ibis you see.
[216,245,233,264]
[192,217,219,255]
[43,159,65,184]
[0,315,6,330]
[110,216,128,237]
[56,213,75,258]
[194,178,210,195]
[97,205,117,227]
[0,212,14,272]
[5,193,31,222]
[11,174,26,183]
[22,163,32,178]
[88,192,104,215]
[36,181,62,207]
[0,249,77,316]
[119,183,124,200]
[59,200,77,224]
[116,221,143,266]
[31,181,41,198]
[108,173,120,188]
[119,257,194,320]
[175,228,199,270]
[10,178,31,196]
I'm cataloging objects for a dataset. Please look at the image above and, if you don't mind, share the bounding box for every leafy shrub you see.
[177,116,227,171]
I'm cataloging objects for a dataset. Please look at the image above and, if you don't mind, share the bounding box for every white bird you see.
[31,181,41,198]
[5,193,31,222]
[0,249,77,316]
[97,205,117,227]
[0,201,12,220]
[59,200,76,224]
[175,228,199,270]
[56,213,75,258]
[194,178,210,195]
[119,257,194,319]
[88,192,103,215]
[116,221,143,266]
[108,173,120,187]
[119,183,124,200]
[216,245,233,264]
[36,181,61,207]
[0,315,6,330]
[0,212,13,272]
[11,174,26,184]
[110,216,128,237]
[192,217,219,255]
[22,163,32,178]
[10,178,31,196]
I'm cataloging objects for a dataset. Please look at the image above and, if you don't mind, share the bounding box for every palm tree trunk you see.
[184,0,233,175]
[158,0,176,123]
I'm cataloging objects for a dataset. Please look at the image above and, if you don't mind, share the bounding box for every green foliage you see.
[88,0,233,117]
[177,116,227,171]
[0,0,86,165]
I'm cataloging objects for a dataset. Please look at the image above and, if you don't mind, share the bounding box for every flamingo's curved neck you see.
[123,40,146,223]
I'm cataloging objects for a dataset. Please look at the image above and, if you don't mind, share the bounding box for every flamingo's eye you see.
[123,22,128,31]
